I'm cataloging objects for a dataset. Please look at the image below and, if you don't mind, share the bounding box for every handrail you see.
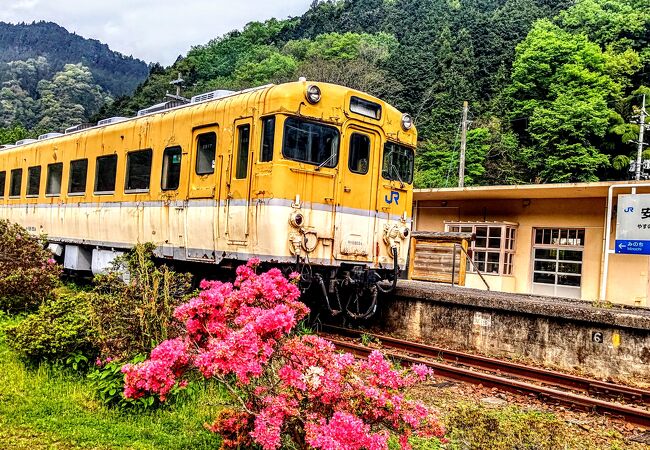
[458,245,490,291]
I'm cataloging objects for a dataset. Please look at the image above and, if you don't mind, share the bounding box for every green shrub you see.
[89,243,192,359]
[87,354,198,410]
[0,220,61,312]
[5,287,96,364]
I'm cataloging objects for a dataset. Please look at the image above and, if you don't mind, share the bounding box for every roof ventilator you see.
[15,139,38,146]
[65,123,94,134]
[38,132,64,140]
[97,117,128,126]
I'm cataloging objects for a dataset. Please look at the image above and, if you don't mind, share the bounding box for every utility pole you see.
[634,94,647,181]
[458,101,469,188]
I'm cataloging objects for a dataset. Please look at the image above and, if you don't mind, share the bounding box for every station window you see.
[532,228,584,298]
[0,171,5,198]
[9,169,22,197]
[27,166,41,197]
[125,149,153,192]
[161,146,182,191]
[94,155,117,194]
[196,132,216,175]
[282,117,339,168]
[349,133,370,174]
[236,124,251,179]
[446,222,517,275]
[46,162,63,196]
[68,159,88,195]
[260,117,275,162]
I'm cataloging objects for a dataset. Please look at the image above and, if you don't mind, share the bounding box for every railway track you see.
[320,325,650,428]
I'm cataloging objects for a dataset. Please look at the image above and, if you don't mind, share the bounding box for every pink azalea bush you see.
[122,259,445,449]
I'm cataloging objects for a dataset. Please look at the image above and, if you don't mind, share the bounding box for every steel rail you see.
[326,337,650,428]
[322,325,650,404]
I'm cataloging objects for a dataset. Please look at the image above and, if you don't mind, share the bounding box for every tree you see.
[508,19,640,182]
[36,63,109,131]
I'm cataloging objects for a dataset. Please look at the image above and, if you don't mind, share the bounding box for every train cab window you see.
[0,171,5,198]
[282,117,339,168]
[349,133,370,174]
[94,155,118,194]
[125,149,153,192]
[382,142,414,184]
[27,166,41,197]
[46,163,63,196]
[196,132,216,175]
[162,146,182,190]
[9,169,22,197]
[260,117,275,162]
[235,125,250,179]
[68,159,88,194]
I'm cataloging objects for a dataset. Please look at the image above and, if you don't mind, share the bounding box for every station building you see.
[412,181,650,307]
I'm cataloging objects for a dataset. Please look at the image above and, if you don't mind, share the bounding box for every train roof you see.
[2,80,413,153]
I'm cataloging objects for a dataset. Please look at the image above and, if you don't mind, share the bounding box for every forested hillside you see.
[0,21,148,133]
[4,1,649,186]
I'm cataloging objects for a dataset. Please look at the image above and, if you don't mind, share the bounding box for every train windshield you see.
[282,117,339,168]
[382,142,414,184]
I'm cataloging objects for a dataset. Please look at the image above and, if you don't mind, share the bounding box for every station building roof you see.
[414,180,650,201]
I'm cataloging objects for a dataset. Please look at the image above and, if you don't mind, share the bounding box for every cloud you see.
[0,0,313,64]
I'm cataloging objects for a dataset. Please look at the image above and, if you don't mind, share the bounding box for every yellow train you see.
[0,80,415,318]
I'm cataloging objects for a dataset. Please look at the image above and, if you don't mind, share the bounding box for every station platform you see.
[377,280,650,382]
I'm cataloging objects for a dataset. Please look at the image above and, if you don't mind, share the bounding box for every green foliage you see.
[445,403,566,449]
[87,355,152,409]
[0,21,148,97]
[5,0,650,184]
[5,288,96,364]
[508,18,641,182]
[0,123,30,145]
[415,125,520,188]
[0,220,61,312]
[88,243,192,359]
[0,315,226,449]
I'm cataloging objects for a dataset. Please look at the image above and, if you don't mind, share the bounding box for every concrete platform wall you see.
[379,281,650,381]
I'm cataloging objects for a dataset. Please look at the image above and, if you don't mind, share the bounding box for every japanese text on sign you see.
[616,194,650,255]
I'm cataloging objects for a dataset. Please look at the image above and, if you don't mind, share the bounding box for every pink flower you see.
[120,259,445,448]
[411,363,433,381]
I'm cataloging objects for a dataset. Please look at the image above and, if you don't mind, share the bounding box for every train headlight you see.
[400,227,410,239]
[401,113,413,130]
[289,211,305,228]
[306,85,321,104]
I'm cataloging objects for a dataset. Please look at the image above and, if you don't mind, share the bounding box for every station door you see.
[531,228,584,299]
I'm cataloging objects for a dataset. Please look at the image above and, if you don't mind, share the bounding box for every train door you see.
[184,125,220,261]
[334,126,379,262]
[226,118,253,244]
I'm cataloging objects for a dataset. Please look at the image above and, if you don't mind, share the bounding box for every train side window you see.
[94,155,118,194]
[0,171,5,198]
[68,159,88,195]
[46,162,63,196]
[9,169,22,197]
[161,146,182,191]
[196,132,216,175]
[260,117,275,162]
[349,133,370,174]
[27,166,41,197]
[125,149,153,192]
[235,124,250,179]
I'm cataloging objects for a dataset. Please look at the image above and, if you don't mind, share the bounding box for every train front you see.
[258,80,415,318]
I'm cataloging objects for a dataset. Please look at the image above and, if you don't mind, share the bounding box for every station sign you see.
[616,194,650,255]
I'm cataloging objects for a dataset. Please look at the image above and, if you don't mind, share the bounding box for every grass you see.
[0,314,225,450]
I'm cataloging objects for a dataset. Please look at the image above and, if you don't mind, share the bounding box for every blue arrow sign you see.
[615,240,650,255]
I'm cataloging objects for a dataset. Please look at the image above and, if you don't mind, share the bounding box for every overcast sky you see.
[0,0,314,65]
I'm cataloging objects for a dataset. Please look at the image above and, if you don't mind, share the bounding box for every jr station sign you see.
[616,194,650,255]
